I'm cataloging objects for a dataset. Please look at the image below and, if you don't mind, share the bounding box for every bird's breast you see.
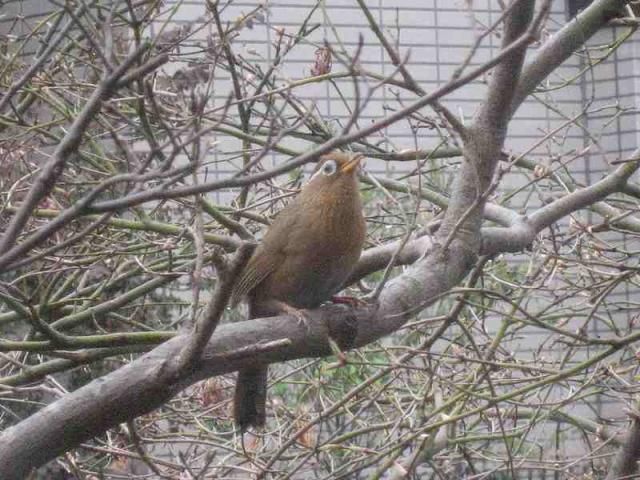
[255,210,364,309]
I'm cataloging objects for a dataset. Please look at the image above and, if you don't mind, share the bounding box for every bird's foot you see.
[291,308,311,330]
[331,295,368,308]
[273,301,310,331]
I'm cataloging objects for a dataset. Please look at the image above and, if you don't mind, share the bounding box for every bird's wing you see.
[230,199,301,307]
[230,247,278,307]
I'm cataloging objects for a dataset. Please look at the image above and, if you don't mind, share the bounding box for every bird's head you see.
[306,151,364,189]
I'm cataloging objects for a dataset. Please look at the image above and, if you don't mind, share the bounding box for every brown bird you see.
[230,151,366,429]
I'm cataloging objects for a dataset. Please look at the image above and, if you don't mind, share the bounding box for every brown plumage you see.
[230,151,366,429]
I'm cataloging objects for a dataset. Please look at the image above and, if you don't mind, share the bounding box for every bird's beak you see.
[342,153,364,174]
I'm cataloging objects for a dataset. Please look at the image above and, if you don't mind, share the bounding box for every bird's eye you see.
[322,159,338,176]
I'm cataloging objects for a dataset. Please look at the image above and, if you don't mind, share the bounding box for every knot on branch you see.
[435,238,479,268]
[327,307,359,350]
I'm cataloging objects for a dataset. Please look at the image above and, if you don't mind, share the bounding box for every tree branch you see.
[605,406,640,480]
[512,0,630,113]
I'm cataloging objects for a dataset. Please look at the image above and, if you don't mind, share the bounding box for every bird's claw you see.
[293,309,310,330]
[331,295,368,308]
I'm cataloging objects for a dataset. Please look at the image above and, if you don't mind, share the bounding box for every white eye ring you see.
[321,159,338,176]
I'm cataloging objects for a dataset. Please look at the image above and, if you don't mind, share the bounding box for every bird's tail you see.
[234,367,267,429]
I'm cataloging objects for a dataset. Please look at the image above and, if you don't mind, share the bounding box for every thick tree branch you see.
[438,0,540,246]
[512,0,630,112]
[605,407,640,480]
